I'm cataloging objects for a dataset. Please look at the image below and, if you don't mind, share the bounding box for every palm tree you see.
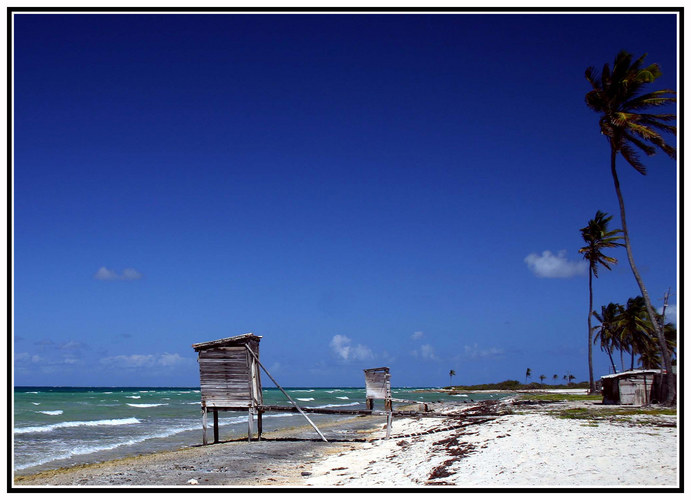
[585,50,677,404]
[525,368,531,384]
[616,297,650,371]
[552,374,558,385]
[449,369,456,387]
[638,313,677,369]
[539,374,546,385]
[593,302,624,374]
[579,211,623,392]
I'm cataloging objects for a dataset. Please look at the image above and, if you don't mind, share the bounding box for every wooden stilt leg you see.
[213,410,219,444]
[248,409,254,442]
[202,406,208,446]
[257,410,263,441]
[366,398,373,410]
[386,412,392,439]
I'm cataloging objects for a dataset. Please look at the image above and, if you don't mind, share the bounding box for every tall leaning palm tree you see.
[585,50,677,404]
[579,211,623,393]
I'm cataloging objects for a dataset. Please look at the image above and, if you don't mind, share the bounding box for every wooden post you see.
[245,346,328,442]
[257,410,263,441]
[386,412,392,439]
[248,409,254,442]
[366,398,374,410]
[202,406,208,446]
[213,410,219,443]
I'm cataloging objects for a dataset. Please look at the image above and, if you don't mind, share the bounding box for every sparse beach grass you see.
[517,392,602,401]
[548,406,676,425]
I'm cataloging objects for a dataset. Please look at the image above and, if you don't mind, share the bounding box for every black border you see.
[6,5,684,495]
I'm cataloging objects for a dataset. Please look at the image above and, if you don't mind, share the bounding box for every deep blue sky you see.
[13,12,679,387]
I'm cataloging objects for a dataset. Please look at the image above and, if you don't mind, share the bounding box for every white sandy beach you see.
[14,396,678,489]
[305,397,678,488]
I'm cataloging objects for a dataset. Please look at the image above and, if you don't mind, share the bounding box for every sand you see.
[13,396,679,489]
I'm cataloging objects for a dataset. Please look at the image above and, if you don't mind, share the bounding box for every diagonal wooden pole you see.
[245,346,328,442]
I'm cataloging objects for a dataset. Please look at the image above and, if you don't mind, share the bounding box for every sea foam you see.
[308,402,360,409]
[37,410,63,416]
[14,422,200,471]
[14,417,140,435]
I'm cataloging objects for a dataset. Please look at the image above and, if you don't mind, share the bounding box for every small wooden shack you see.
[192,333,263,444]
[601,369,660,405]
[364,367,392,411]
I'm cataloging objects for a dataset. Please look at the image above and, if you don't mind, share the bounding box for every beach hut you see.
[600,369,660,405]
[192,333,263,444]
[364,367,393,439]
[364,367,392,410]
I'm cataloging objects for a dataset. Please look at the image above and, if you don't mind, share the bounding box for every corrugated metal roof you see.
[600,369,661,379]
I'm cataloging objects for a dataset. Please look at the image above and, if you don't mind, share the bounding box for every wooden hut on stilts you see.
[192,333,264,444]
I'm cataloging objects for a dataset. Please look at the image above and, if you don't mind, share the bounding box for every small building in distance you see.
[601,369,660,405]
[364,367,392,410]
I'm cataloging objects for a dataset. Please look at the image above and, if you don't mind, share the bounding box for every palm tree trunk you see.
[630,350,634,371]
[620,348,625,373]
[610,146,675,403]
[587,269,595,392]
[606,347,617,374]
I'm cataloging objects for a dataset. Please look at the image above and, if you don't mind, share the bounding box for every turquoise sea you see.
[14,386,509,474]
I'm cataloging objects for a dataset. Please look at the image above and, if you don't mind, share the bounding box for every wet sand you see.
[13,414,390,487]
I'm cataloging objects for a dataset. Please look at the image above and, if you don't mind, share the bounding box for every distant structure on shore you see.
[364,367,392,410]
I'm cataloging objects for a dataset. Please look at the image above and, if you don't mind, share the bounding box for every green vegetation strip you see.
[549,407,676,428]
[517,393,602,401]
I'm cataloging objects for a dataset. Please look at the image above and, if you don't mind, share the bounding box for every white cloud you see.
[412,344,438,361]
[94,267,143,281]
[658,304,677,325]
[121,268,143,280]
[329,335,373,362]
[100,352,188,369]
[411,331,424,340]
[463,343,505,359]
[524,250,587,278]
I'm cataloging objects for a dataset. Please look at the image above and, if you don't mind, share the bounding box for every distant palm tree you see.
[568,374,576,385]
[449,369,456,387]
[525,368,531,384]
[585,50,677,404]
[539,374,546,385]
[593,302,624,374]
[579,211,623,392]
[616,297,650,370]
[638,313,677,370]
[552,374,558,385]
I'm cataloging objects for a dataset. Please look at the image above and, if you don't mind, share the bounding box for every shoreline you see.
[13,397,678,488]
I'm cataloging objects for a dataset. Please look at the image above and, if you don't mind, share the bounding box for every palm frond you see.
[623,131,657,156]
[619,144,647,174]
[623,90,676,111]
[626,121,665,142]
[637,116,677,135]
